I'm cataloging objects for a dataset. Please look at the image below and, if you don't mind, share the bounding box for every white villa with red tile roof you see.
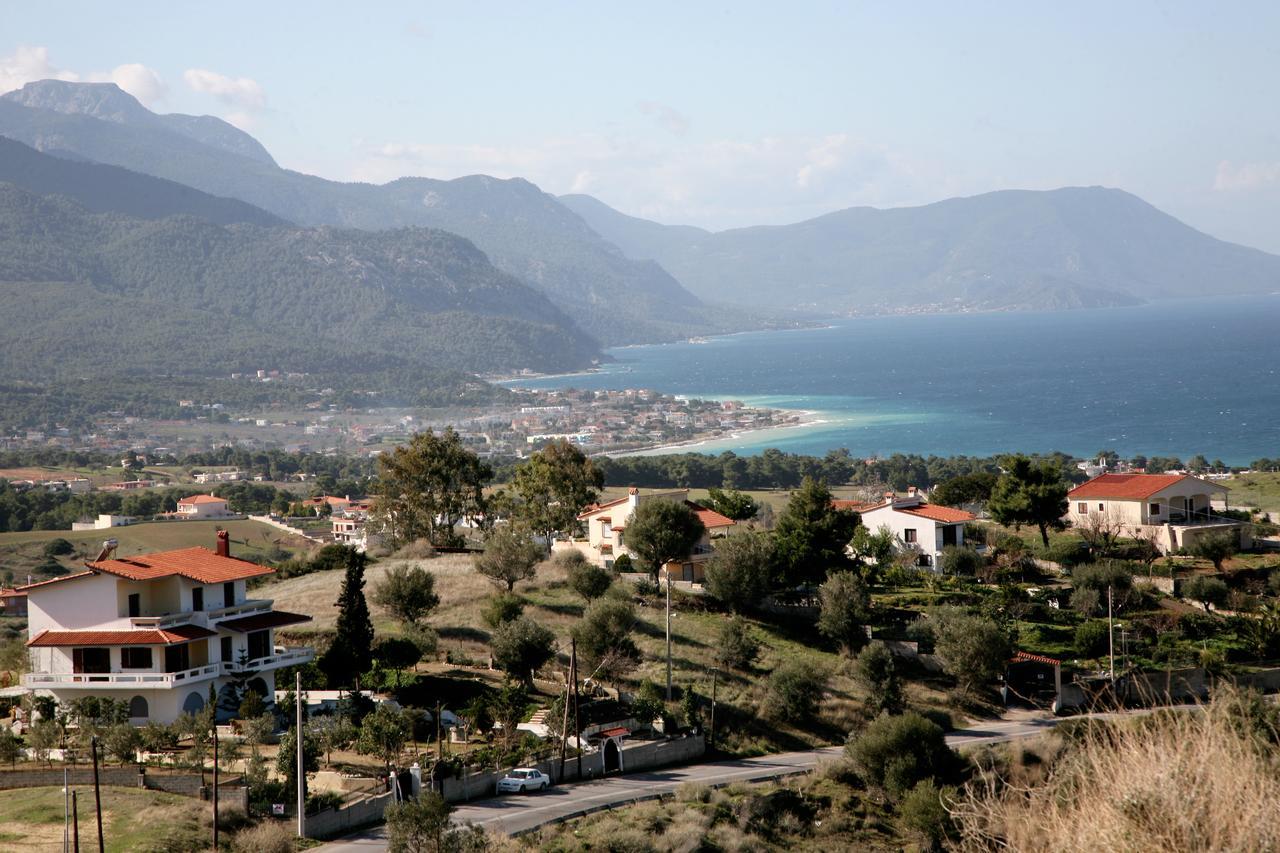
[569,488,736,583]
[19,531,311,724]
[857,492,976,569]
[1065,472,1248,553]
[174,494,235,519]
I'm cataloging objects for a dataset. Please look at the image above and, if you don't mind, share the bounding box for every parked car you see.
[496,768,551,794]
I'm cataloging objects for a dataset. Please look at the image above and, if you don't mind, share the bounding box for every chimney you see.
[216,529,230,558]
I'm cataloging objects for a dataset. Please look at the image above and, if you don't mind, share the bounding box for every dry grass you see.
[950,690,1280,852]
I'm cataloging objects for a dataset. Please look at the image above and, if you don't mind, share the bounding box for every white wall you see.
[27,573,123,636]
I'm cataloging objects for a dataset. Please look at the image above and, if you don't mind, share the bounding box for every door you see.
[191,588,204,612]
[603,738,621,773]
[164,643,190,673]
[128,593,141,618]
[72,647,110,674]
[221,636,233,664]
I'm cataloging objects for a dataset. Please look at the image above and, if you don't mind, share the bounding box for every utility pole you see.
[558,661,571,779]
[572,638,581,780]
[212,720,219,850]
[665,569,673,700]
[296,671,305,839]
[436,700,443,761]
[63,766,69,853]
[90,735,104,853]
[71,791,79,853]
[1107,585,1116,688]
[709,669,717,750]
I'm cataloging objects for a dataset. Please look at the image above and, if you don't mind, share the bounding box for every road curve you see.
[318,715,1059,850]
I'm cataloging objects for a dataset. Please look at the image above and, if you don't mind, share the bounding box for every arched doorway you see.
[247,677,269,699]
[181,691,205,714]
[128,695,149,720]
[603,737,622,773]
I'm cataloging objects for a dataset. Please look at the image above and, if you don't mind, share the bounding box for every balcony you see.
[208,598,273,623]
[223,645,313,673]
[22,663,222,690]
[129,598,273,630]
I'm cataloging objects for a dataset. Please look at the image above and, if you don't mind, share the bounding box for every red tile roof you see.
[1067,473,1222,500]
[831,500,876,512]
[1011,650,1061,667]
[15,570,100,592]
[687,502,735,529]
[27,625,218,647]
[177,494,226,505]
[577,495,629,519]
[219,610,312,633]
[898,504,976,523]
[87,547,274,584]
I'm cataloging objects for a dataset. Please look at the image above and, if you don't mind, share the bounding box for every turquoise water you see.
[510,296,1280,464]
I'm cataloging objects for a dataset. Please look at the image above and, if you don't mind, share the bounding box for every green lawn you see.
[1222,472,1280,514]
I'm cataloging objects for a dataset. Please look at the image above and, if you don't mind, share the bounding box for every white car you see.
[496,768,551,794]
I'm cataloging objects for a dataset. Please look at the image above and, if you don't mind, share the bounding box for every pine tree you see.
[321,550,374,688]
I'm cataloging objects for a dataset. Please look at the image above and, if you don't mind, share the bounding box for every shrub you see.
[481,593,524,628]
[490,616,556,687]
[1184,575,1230,612]
[42,538,74,557]
[392,538,437,560]
[852,643,903,715]
[940,546,984,576]
[846,711,956,799]
[611,553,634,573]
[715,616,761,671]
[568,560,614,602]
[704,530,775,612]
[1041,539,1091,568]
[1190,531,1237,572]
[766,660,828,722]
[899,779,954,850]
[817,571,872,654]
[928,607,1012,694]
[230,821,295,853]
[1074,620,1110,658]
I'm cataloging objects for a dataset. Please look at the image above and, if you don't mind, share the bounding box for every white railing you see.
[131,612,206,629]
[208,598,273,622]
[22,663,222,689]
[224,646,313,673]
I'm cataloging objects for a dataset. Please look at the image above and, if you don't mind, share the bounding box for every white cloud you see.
[1213,160,1280,192]
[352,132,960,230]
[183,68,266,113]
[0,45,166,105]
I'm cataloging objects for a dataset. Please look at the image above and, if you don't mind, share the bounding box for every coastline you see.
[601,408,829,458]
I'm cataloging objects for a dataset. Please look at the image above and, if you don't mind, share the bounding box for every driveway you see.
[318,715,1059,850]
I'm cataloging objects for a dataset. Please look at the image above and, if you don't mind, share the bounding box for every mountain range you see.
[560,189,1280,313]
[0,80,716,346]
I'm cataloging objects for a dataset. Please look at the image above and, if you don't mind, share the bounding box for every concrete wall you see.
[305,792,394,839]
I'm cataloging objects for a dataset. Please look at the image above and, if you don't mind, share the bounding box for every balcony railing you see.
[131,612,205,629]
[208,598,273,622]
[224,646,313,673]
[129,598,273,629]
[22,663,222,689]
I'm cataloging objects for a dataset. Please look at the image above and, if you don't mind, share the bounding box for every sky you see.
[3,1,1280,252]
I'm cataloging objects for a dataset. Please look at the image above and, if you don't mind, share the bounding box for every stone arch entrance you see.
[603,737,622,774]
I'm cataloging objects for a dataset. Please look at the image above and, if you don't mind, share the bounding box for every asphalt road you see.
[319,715,1060,850]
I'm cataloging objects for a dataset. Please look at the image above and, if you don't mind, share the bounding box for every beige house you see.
[1065,473,1249,553]
[174,494,235,519]
[566,488,735,583]
[856,493,976,569]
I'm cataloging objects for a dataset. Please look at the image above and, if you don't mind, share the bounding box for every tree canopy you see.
[988,455,1070,547]
[476,526,543,592]
[773,477,859,584]
[506,440,604,552]
[624,499,706,581]
[373,428,491,548]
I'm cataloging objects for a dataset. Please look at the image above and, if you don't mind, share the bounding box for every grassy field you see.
[592,485,880,516]
[0,519,315,583]
[0,786,211,852]
[261,552,960,755]
[1221,471,1280,514]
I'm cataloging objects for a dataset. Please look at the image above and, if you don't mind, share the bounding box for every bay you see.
[508,295,1280,464]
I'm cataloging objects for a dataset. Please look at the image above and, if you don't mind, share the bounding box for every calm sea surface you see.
[509,296,1280,464]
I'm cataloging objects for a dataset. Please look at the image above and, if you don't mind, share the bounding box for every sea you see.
[507,295,1280,465]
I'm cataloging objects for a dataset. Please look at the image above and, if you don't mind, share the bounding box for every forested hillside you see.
[0,184,600,379]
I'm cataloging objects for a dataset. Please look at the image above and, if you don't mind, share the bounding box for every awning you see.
[218,610,313,633]
[599,726,630,738]
[27,625,217,647]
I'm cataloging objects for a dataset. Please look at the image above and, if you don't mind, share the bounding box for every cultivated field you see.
[0,786,211,852]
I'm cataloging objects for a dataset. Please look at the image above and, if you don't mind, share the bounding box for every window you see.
[223,582,235,607]
[601,521,612,539]
[128,695,148,719]
[127,593,141,618]
[191,587,203,612]
[221,636,233,663]
[247,630,270,661]
[903,528,917,544]
[1149,503,1161,516]
[1077,502,1088,514]
[121,647,152,669]
[72,647,110,674]
[1098,503,1105,512]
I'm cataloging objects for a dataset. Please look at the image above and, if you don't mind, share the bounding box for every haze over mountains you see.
[561,189,1280,313]
[1,78,1278,392]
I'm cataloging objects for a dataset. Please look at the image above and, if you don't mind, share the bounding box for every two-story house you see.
[20,531,312,724]
[571,488,735,582]
[857,493,976,569]
[1064,472,1248,553]
[173,494,235,519]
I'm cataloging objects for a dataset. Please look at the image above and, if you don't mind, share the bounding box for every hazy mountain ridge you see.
[0,182,600,379]
[0,136,287,226]
[560,188,1280,313]
[0,81,714,345]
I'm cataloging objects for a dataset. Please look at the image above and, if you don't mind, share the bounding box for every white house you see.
[174,494,234,519]
[857,493,976,569]
[569,488,735,582]
[19,531,312,724]
[1065,473,1249,553]
[331,507,384,554]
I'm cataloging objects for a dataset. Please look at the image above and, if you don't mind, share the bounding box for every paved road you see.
[319,715,1059,850]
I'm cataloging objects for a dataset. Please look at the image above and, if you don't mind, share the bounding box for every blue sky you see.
[4,2,1280,251]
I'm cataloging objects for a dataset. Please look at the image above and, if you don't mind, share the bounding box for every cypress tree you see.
[321,550,374,688]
